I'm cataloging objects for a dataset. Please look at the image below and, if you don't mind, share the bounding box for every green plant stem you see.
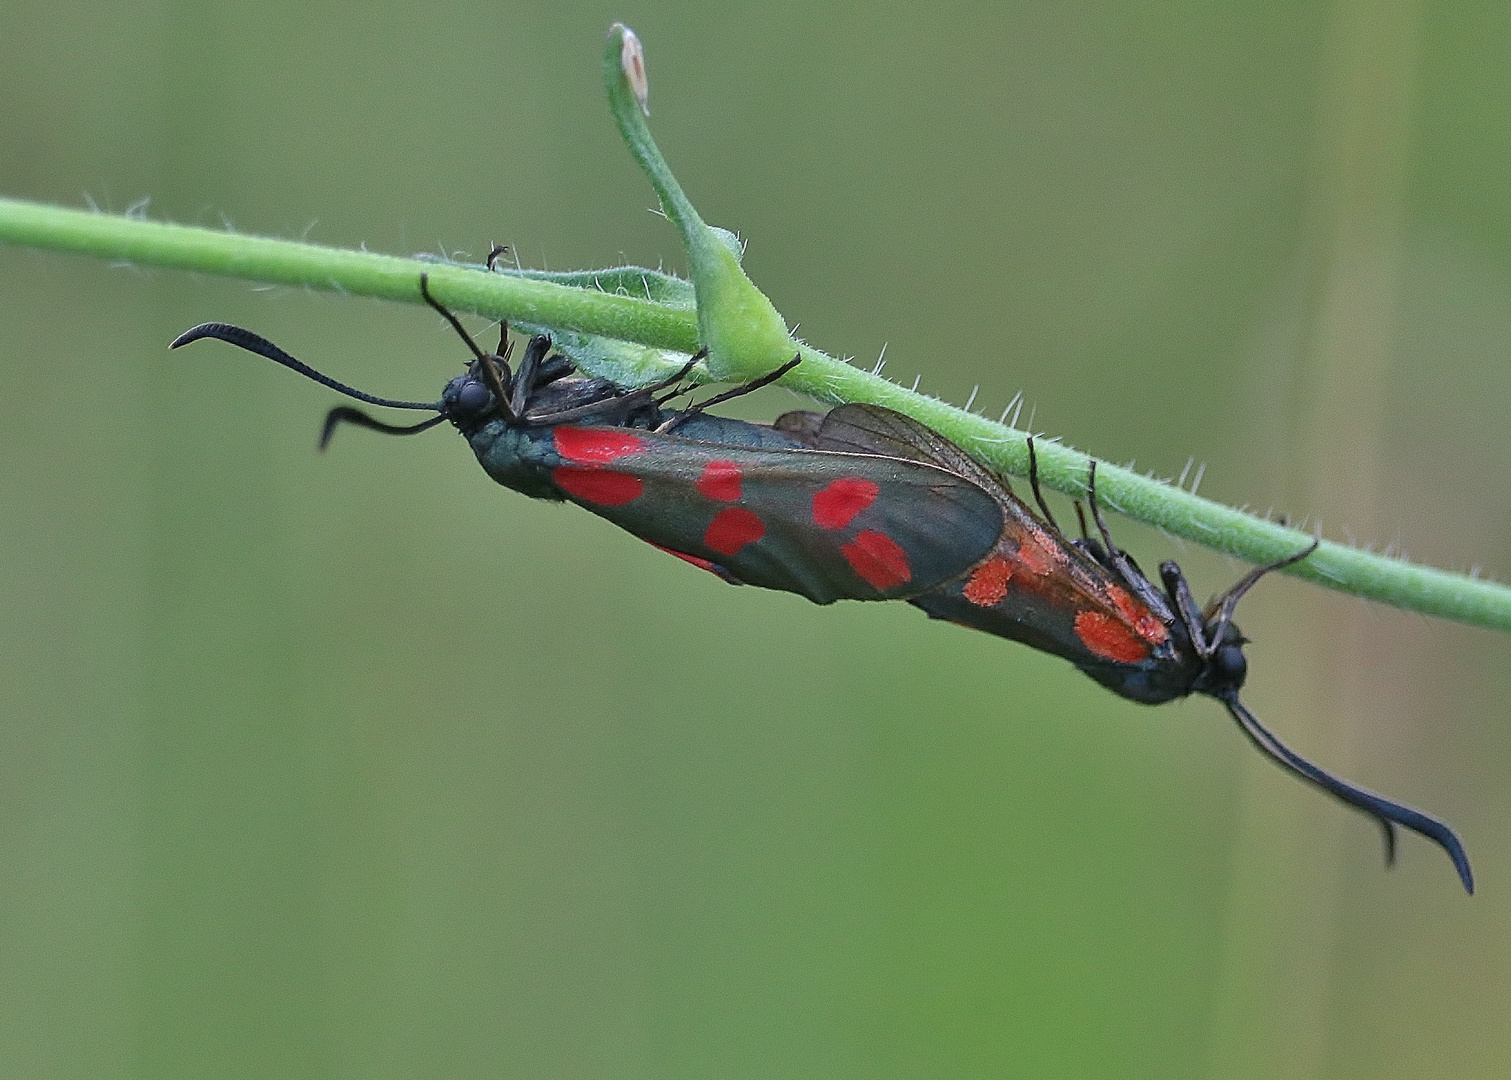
[0,196,701,353]
[2,193,1509,633]
[602,25,792,381]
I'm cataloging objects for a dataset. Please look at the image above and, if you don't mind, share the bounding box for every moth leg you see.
[1026,437,1063,532]
[658,354,801,433]
[509,335,552,417]
[419,273,516,422]
[1159,561,1210,654]
[420,273,489,364]
[1085,460,1173,617]
[1085,461,1122,556]
[1067,500,1110,565]
[640,349,708,397]
[1204,538,1319,651]
[525,352,707,428]
[475,250,512,365]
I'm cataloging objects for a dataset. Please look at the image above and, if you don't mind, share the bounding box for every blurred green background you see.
[3,1,1509,1077]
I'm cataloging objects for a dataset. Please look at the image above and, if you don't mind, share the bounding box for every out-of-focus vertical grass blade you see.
[1212,2,1434,1076]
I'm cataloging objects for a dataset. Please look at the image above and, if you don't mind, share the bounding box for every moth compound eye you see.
[1215,643,1247,683]
[444,376,493,418]
[458,380,493,415]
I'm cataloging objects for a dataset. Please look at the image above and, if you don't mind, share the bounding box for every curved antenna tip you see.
[320,406,447,449]
[169,320,442,413]
[1220,692,1474,895]
[169,323,224,350]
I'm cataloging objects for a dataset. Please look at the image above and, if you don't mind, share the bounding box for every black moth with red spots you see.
[778,407,1472,893]
[172,278,1007,605]
[171,274,1472,893]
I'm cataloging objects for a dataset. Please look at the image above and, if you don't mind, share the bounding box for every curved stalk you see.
[1,213,1507,633]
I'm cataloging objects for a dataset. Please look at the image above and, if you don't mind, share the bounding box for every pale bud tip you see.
[616,24,650,116]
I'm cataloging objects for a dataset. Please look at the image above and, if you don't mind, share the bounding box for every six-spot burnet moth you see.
[170,273,1473,893]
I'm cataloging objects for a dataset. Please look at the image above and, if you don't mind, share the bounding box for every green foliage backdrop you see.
[2,2,1509,1078]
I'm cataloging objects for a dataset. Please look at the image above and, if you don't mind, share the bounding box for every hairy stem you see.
[2,199,1508,633]
[0,197,700,352]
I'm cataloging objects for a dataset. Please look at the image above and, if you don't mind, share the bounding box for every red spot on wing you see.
[648,542,741,584]
[962,556,1014,607]
[553,427,646,464]
[812,477,879,530]
[695,459,743,501]
[703,507,765,555]
[1107,585,1170,644]
[841,530,912,590]
[650,543,719,573]
[1016,529,1067,575]
[1107,585,1140,623]
[1074,611,1151,663]
[552,467,644,506]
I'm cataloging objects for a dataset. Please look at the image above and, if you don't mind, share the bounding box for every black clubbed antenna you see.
[1219,689,1474,894]
[171,322,443,413]
[319,407,447,450]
